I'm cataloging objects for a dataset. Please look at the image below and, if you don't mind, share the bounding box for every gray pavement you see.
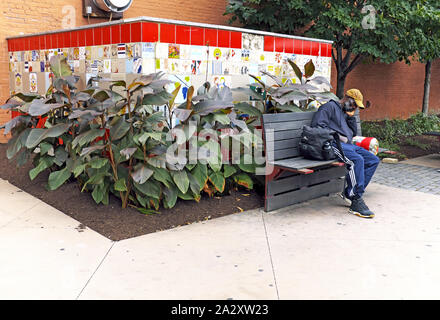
[1,154,440,300]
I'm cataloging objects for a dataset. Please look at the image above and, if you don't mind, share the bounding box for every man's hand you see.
[345,110,356,117]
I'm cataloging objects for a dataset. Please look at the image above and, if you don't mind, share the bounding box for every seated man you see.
[311,89,380,219]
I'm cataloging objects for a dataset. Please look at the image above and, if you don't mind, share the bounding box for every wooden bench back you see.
[262,109,362,162]
[262,112,314,162]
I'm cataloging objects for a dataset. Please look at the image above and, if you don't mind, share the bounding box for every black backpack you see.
[299,125,343,161]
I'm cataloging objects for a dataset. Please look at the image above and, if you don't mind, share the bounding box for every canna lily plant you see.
[1,55,262,213]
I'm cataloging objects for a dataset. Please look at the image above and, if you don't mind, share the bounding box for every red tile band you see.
[311,41,320,56]
[111,24,121,44]
[78,29,86,47]
[176,25,191,45]
[102,26,111,44]
[160,23,176,43]
[6,20,330,58]
[85,28,94,46]
[264,36,274,52]
[327,43,333,57]
[218,30,230,47]
[121,23,131,43]
[142,22,158,42]
[64,32,71,48]
[284,38,293,53]
[275,37,284,52]
[94,27,103,46]
[131,22,142,43]
[293,39,303,54]
[190,27,204,46]
[204,28,217,47]
[302,40,312,55]
[230,31,242,49]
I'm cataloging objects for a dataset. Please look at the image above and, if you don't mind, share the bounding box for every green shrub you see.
[1,56,263,213]
[361,112,440,146]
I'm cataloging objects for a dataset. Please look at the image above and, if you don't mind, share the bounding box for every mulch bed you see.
[391,135,440,160]
[0,133,438,241]
[0,144,263,241]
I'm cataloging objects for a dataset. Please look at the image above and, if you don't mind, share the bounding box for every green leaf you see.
[73,163,87,178]
[152,167,173,187]
[131,164,154,184]
[137,208,160,215]
[72,129,105,148]
[49,55,72,77]
[209,171,225,193]
[134,181,161,199]
[288,59,303,81]
[92,184,106,204]
[89,157,109,169]
[47,168,71,191]
[234,173,253,189]
[39,142,54,156]
[80,145,105,157]
[29,156,54,181]
[142,90,173,106]
[172,170,190,194]
[28,99,63,117]
[25,124,70,149]
[7,128,31,159]
[163,185,178,208]
[114,178,128,192]
[304,59,315,78]
[110,117,130,141]
[223,164,237,178]
[191,164,208,191]
[233,102,262,117]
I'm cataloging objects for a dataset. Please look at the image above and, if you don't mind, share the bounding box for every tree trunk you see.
[336,75,346,99]
[422,60,432,115]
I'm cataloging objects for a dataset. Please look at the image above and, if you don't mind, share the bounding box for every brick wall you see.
[331,58,440,121]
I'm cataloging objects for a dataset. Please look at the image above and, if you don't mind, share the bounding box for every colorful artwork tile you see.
[14,73,22,92]
[190,46,206,60]
[142,43,155,59]
[168,44,180,59]
[103,59,112,73]
[29,72,38,93]
[133,57,142,73]
[212,75,231,89]
[118,44,126,58]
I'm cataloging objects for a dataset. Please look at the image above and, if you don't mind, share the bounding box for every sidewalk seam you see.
[261,212,280,300]
[75,241,115,300]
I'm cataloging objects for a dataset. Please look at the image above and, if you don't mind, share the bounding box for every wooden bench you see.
[261,111,346,212]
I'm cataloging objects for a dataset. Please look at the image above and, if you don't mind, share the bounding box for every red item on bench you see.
[352,136,379,155]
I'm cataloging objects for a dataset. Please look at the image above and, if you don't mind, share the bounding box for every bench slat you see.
[267,147,301,161]
[262,111,315,123]
[271,157,339,170]
[267,165,346,196]
[264,120,310,132]
[265,179,345,211]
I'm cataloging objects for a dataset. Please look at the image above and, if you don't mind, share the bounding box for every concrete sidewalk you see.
[1,156,440,300]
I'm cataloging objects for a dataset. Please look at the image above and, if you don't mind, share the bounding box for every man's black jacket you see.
[311,100,358,143]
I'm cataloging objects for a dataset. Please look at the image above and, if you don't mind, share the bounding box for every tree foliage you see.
[226,0,418,97]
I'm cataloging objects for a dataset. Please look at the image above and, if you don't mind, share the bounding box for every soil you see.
[388,134,440,160]
[0,144,263,241]
[0,133,438,241]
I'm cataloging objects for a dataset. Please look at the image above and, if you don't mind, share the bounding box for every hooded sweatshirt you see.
[310,99,358,143]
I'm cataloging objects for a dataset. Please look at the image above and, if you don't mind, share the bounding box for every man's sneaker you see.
[349,197,375,219]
